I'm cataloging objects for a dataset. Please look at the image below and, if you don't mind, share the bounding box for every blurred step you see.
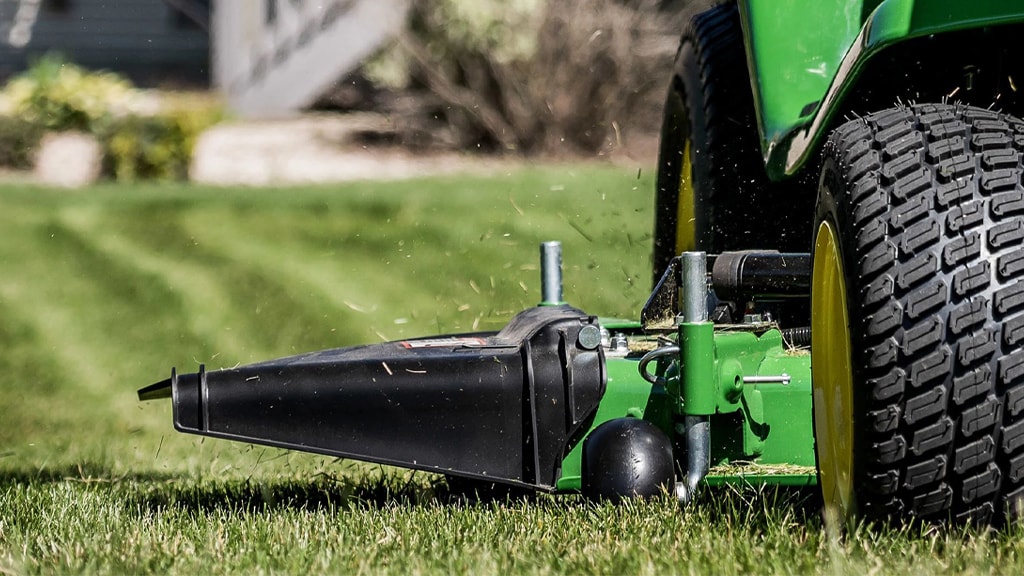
[214,0,409,118]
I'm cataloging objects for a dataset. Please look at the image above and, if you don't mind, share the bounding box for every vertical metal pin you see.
[679,251,708,323]
[540,241,564,305]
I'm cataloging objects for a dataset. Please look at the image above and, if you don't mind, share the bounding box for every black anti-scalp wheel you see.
[811,103,1024,527]
[581,418,675,502]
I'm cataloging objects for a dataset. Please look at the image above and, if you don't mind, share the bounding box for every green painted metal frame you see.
[555,325,816,491]
[555,352,670,491]
[737,0,1024,179]
[554,0,1024,496]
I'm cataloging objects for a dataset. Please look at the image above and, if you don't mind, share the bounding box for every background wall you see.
[0,0,209,86]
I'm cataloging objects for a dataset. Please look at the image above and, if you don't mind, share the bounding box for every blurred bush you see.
[101,99,223,182]
[2,53,136,132]
[102,115,191,182]
[0,115,44,169]
[0,55,222,181]
[366,0,684,154]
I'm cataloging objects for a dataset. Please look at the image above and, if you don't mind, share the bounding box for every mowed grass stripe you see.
[182,212,444,345]
[96,203,347,363]
[59,206,298,367]
[0,213,207,451]
[0,214,168,396]
[182,207,544,343]
[0,304,74,445]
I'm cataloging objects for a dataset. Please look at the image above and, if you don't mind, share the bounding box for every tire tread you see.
[820,103,1024,526]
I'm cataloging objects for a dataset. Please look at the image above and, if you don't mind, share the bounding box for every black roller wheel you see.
[581,417,675,503]
[652,2,811,284]
[811,103,1024,527]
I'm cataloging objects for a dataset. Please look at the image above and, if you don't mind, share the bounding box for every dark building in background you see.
[0,0,210,86]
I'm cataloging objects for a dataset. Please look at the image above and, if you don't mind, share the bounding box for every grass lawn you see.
[2,164,1023,574]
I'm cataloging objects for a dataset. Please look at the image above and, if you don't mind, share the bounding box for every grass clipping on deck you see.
[709,461,817,477]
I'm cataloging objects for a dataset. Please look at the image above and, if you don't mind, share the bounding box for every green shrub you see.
[2,54,136,132]
[100,102,222,183]
[1,54,223,181]
[0,115,44,168]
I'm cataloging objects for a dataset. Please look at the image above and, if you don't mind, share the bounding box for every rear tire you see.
[812,103,1024,526]
[652,2,810,284]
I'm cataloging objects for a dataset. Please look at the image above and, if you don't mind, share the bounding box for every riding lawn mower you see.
[141,0,1024,528]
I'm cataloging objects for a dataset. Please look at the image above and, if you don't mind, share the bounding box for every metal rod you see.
[742,374,792,385]
[638,345,681,385]
[540,241,563,305]
[675,415,711,506]
[675,252,711,506]
[686,415,711,494]
[679,252,708,323]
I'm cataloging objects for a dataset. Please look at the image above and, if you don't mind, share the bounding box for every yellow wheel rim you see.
[675,139,696,254]
[811,220,856,524]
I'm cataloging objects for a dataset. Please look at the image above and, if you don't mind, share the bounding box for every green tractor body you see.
[142,1,1024,527]
[744,0,1024,178]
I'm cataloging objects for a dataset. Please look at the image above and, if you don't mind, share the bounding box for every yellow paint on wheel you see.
[675,139,696,254]
[811,220,855,525]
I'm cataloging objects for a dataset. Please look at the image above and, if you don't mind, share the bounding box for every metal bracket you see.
[742,374,792,386]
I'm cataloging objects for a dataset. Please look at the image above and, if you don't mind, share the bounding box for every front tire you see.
[812,103,1024,526]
